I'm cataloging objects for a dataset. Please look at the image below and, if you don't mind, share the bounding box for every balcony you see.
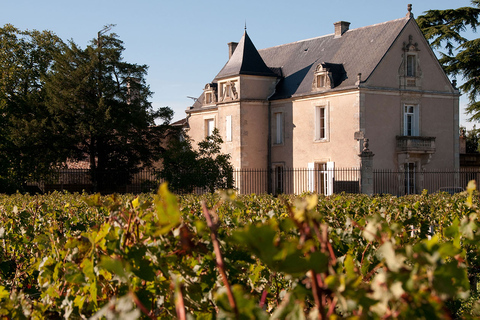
[396,136,436,154]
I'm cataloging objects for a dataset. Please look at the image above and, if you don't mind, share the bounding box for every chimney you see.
[334,21,350,38]
[228,42,238,59]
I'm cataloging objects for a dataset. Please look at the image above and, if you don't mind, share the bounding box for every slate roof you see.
[188,16,411,111]
[260,16,411,99]
[215,31,278,79]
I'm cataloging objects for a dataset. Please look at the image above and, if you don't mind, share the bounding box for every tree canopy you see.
[0,24,64,192]
[0,24,174,192]
[417,1,480,120]
[44,28,173,191]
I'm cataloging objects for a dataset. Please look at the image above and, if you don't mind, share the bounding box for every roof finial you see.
[406,4,414,18]
[244,20,247,31]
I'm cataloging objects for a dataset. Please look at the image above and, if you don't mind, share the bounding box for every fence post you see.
[359,139,375,196]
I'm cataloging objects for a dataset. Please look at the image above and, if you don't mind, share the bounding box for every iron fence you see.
[374,169,476,196]
[26,167,478,195]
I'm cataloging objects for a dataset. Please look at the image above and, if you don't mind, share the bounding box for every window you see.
[225,115,232,142]
[313,63,332,90]
[205,118,215,137]
[315,106,328,141]
[316,74,325,88]
[407,54,416,77]
[404,162,416,195]
[225,84,231,98]
[273,112,283,145]
[403,105,419,136]
[273,164,285,194]
[205,92,213,104]
[203,83,217,106]
[402,36,420,87]
[307,162,334,195]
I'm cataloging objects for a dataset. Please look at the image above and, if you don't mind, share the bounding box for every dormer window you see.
[205,92,213,104]
[203,83,217,106]
[316,74,326,88]
[313,64,332,91]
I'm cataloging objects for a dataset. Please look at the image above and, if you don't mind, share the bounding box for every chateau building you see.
[184,6,460,194]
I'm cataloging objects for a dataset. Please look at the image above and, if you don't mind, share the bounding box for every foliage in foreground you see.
[1,185,480,319]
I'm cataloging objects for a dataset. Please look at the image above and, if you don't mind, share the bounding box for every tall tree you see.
[44,27,173,192]
[417,1,480,120]
[0,24,64,192]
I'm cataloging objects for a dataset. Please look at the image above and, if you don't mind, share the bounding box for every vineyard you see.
[1,184,480,319]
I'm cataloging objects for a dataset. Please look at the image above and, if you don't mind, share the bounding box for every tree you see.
[160,129,234,193]
[44,27,173,192]
[0,24,64,192]
[461,125,480,153]
[417,1,480,120]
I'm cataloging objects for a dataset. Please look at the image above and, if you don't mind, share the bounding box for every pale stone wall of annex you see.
[271,91,361,168]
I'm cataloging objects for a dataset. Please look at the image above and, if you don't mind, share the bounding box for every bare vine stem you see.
[201,202,239,319]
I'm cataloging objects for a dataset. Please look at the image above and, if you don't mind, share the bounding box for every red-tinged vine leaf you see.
[153,183,181,235]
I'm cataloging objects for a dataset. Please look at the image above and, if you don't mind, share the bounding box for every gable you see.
[366,18,455,92]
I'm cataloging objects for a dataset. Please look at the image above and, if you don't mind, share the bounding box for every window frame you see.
[406,54,416,77]
[204,118,215,137]
[272,163,285,194]
[273,112,284,145]
[403,104,419,136]
[315,105,329,141]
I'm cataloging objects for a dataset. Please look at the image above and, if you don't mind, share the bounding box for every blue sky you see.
[2,0,477,128]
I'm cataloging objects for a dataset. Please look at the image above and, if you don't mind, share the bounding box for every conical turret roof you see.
[215,31,278,80]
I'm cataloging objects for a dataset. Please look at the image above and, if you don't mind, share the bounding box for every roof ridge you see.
[258,16,409,53]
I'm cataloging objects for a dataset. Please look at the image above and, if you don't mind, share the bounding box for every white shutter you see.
[207,119,214,136]
[326,161,335,196]
[307,162,315,192]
